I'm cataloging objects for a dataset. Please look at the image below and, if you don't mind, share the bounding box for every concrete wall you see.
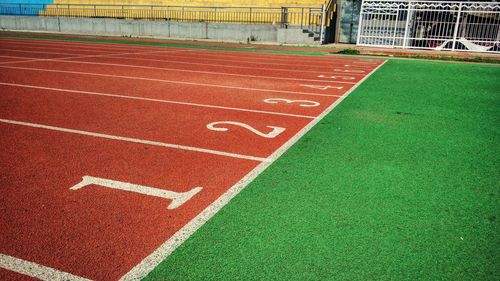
[0,15,315,44]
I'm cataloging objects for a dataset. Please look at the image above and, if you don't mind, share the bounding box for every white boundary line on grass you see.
[119,59,388,281]
[0,253,91,281]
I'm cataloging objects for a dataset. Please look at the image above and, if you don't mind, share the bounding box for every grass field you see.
[146,60,499,280]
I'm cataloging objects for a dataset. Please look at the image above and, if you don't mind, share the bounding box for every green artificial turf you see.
[145,60,500,280]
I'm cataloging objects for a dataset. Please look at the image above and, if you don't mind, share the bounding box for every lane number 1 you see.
[70,176,202,210]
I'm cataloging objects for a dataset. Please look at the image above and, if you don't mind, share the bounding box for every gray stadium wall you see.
[0,16,317,44]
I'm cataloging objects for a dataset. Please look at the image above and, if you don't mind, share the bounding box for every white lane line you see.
[0,39,374,71]
[120,60,388,281]
[0,118,268,162]
[0,49,193,65]
[0,37,373,66]
[44,59,361,83]
[0,253,91,281]
[0,42,370,77]
[0,65,345,98]
[0,48,92,56]
[0,48,361,81]
[0,39,373,70]
[0,43,119,54]
[119,51,371,72]
[0,40,148,53]
[96,54,370,75]
[0,82,316,119]
[0,37,181,52]
[164,48,378,67]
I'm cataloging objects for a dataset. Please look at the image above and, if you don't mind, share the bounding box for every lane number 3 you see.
[207,121,285,138]
[263,98,320,107]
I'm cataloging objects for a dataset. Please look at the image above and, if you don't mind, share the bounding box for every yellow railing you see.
[36,4,323,27]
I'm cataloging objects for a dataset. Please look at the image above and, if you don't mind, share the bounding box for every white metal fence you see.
[357,0,500,53]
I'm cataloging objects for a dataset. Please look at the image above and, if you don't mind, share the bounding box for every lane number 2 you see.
[207,121,285,138]
[263,98,320,107]
[70,176,202,210]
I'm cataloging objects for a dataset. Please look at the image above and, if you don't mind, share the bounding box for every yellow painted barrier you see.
[40,2,323,26]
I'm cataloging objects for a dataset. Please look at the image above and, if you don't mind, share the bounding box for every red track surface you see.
[0,37,385,280]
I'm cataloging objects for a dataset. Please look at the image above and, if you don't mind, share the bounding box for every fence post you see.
[280,7,288,28]
[402,1,412,48]
[356,0,365,45]
[319,3,326,44]
[392,5,400,47]
[300,8,304,29]
[451,2,463,51]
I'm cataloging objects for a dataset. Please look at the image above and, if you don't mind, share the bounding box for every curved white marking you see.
[263,98,320,107]
[207,121,285,138]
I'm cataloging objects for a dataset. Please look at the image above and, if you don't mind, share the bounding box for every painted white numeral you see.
[332,69,365,73]
[70,176,202,209]
[264,98,320,107]
[207,121,285,138]
[317,75,355,80]
[301,84,343,90]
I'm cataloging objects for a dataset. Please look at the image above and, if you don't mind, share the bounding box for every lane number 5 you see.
[207,121,285,138]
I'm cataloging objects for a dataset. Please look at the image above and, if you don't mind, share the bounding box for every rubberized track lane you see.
[0,36,386,280]
[0,51,69,60]
[2,60,356,94]
[3,48,372,75]
[0,123,257,280]
[0,39,378,72]
[124,52,375,73]
[0,37,191,52]
[0,56,33,64]
[0,269,36,281]
[0,69,339,117]
[0,37,380,66]
[66,56,369,82]
[0,85,310,157]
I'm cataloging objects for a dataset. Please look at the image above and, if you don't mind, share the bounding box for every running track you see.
[0,37,385,280]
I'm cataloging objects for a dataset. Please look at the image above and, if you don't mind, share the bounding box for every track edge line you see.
[119,59,388,281]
